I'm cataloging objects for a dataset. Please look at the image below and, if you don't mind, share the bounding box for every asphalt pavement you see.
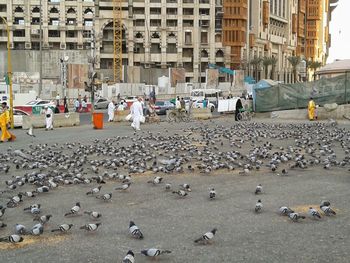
[0,117,349,263]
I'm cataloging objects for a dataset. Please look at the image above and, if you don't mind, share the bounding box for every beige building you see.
[0,0,231,85]
[222,0,337,83]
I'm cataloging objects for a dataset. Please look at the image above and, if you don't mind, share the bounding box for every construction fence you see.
[254,73,350,112]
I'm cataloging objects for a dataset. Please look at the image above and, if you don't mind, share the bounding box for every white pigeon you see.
[122,250,135,263]
[308,207,321,219]
[194,228,217,244]
[255,184,263,194]
[255,199,263,213]
[289,212,306,222]
[320,206,336,216]
[141,248,171,258]
[209,188,216,200]
[279,206,294,216]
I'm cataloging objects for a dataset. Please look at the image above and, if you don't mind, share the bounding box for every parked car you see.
[13,109,29,128]
[154,100,175,115]
[193,99,215,112]
[94,97,110,109]
[15,99,56,114]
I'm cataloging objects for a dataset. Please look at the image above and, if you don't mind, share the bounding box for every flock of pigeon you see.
[0,121,348,261]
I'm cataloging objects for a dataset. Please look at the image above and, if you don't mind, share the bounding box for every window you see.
[185,31,192,44]
[84,8,93,15]
[67,8,76,14]
[14,6,24,13]
[84,20,93,27]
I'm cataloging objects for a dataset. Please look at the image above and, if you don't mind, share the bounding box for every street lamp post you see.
[1,16,14,129]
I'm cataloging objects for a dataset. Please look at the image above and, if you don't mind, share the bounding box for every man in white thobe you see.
[130,97,143,131]
[107,100,115,122]
[44,106,53,130]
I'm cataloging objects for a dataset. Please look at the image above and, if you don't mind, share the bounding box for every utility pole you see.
[89,26,96,121]
[39,0,42,98]
[246,0,250,77]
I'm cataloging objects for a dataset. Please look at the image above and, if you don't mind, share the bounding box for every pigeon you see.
[26,126,35,137]
[279,206,294,216]
[0,207,5,218]
[209,188,216,200]
[24,204,41,215]
[122,250,135,263]
[255,184,262,194]
[255,199,263,213]
[308,207,321,219]
[80,223,101,232]
[194,228,217,244]
[320,206,336,216]
[96,193,112,201]
[147,176,163,185]
[165,183,172,191]
[141,248,172,258]
[320,200,331,207]
[64,202,81,216]
[179,183,191,192]
[172,190,188,197]
[51,224,74,233]
[15,224,27,235]
[115,182,131,191]
[20,191,37,198]
[129,221,144,239]
[289,212,306,222]
[86,186,102,195]
[0,234,24,243]
[30,223,44,236]
[84,211,102,220]
[33,214,52,224]
[36,186,50,193]
[0,221,6,228]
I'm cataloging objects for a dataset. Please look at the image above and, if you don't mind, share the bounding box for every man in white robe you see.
[107,100,115,122]
[130,97,143,131]
[44,106,53,130]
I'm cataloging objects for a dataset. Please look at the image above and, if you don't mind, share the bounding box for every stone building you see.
[0,0,231,87]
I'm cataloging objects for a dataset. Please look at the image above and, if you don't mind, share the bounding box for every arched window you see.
[152,32,160,38]
[135,32,143,38]
[14,6,24,12]
[84,8,93,15]
[168,32,176,38]
[216,50,224,57]
[67,8,76,14]
[32,7,40,13]
[50,7,59,13]
[201,50,208,58]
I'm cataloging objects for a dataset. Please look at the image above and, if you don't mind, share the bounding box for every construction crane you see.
[113,0,123,83]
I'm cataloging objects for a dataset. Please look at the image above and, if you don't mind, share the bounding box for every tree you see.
[309,61,322,81]
[250,56,262,82]
[287,56,301,83]
[262,57,272,79]
[270,56,278,80]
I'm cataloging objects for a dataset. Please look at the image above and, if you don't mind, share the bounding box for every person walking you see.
[74,98,80,112]
[0,102,16,142]
[43,106,54,130]
[63,96,69,113]
[180,98,185,110]
[117,101,126,111]
[56,93,60,106]
[308,97,316,121]
[107,99,116,122]
[130,97,143,131]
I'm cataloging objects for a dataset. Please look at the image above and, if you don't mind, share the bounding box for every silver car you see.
[94,98,110,109]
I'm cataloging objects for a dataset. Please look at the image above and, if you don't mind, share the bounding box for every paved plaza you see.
[0,117,349,263]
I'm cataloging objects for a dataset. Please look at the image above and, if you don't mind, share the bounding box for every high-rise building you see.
[0,0,231,85]
[222,0,337,83]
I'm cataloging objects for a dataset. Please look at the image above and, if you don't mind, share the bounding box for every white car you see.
[13,109,29,128]
[192,100,215,112]
[25,99,55,107]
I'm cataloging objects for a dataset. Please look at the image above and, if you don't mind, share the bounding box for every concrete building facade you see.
[0,0,231,87]
[222,0,337,83]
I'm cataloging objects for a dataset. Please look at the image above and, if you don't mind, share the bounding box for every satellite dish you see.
[64,56,69,62]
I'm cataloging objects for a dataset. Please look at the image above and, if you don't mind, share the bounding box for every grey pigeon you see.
[129,221,143,239]
[141,248,171,258]
[194,228,217,244]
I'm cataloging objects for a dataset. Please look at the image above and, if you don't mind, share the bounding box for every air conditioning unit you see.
[60,43,66,50]
[25,43,31,49]
[31,29,40,35]
[77,44,83,49]
[43,43,49,49]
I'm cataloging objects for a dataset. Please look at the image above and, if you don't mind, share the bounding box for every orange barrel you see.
[93,112,104,129]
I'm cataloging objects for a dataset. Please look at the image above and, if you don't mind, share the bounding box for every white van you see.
[190,89,223,104]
